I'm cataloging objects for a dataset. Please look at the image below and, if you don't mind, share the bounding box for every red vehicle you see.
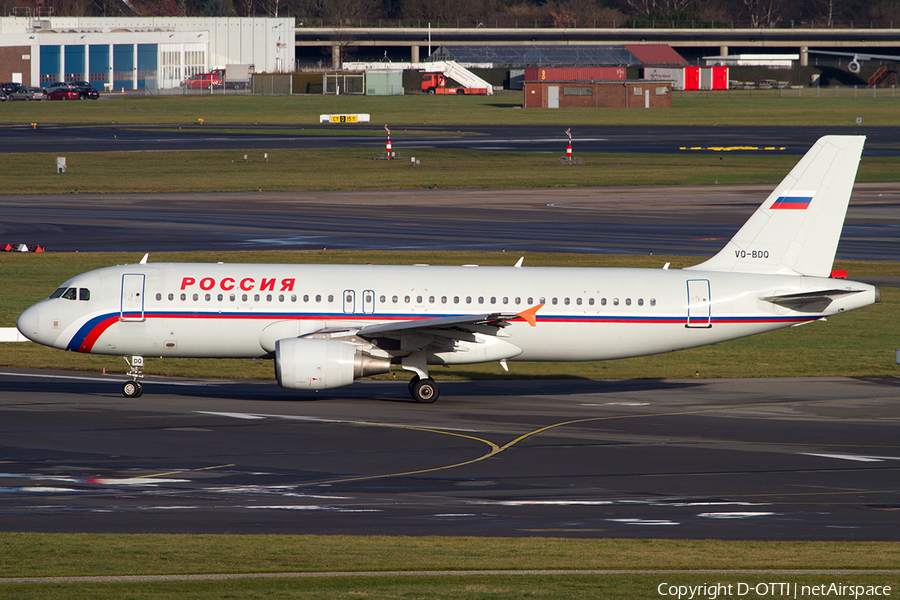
[47,84,81,100]
[182,69,224,89]
[421,73,487,95]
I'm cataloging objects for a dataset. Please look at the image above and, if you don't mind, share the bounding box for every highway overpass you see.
[294,26,900,69]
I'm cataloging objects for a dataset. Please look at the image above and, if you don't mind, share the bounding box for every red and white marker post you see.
[385,124,392,159]
[565,128,573,165]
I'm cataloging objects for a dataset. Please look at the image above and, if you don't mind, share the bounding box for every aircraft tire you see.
[408,375,420,394]
[123,381,143,398]
[411,378,439,403]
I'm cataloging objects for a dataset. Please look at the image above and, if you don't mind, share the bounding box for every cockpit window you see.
[49,287,67,299]
[79,288,90,301]
[61,288,77,300]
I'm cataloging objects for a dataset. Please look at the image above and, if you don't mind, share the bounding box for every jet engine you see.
[275,337,391,390]
[848,59,861,74]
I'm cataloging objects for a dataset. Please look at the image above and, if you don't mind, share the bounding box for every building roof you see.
[623,44,688,65]
[428,45,642,67]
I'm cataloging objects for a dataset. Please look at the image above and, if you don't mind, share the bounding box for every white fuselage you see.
[17,262,879,364]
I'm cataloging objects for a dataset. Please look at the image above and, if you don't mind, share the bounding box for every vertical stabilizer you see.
[686,136,865,277]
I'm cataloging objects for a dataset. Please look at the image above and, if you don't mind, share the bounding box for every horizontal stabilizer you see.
[759,288,865,312]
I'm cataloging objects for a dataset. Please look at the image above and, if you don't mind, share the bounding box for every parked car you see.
[0,82,31,101]
[70,81,100,99]
[26,87,47,100]
[47,84,81,100]
[0,91,8,102]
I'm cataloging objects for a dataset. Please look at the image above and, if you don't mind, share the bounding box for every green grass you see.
[1,534,897,599]
[2,149,898,194]
[2,91,900,126]
[2,251,896,380]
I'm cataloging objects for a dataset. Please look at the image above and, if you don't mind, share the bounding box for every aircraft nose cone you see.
[17,304,41,343]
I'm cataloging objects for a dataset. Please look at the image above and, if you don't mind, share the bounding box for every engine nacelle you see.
[849,59,861,74]
[275,337,390,390]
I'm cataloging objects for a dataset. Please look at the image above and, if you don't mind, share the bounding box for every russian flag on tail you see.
[770,191,815,210]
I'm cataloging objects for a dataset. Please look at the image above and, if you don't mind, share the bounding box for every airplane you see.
[804,49,900,74]
[16,136,880,403]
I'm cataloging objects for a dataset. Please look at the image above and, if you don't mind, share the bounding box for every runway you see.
[3,124,900,155]
[0,369,897,540]
[2,182,899,260]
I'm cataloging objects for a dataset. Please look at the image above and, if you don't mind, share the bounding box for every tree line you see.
[5,0,900,30]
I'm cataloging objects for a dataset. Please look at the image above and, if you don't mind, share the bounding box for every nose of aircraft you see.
[16,304,41,343]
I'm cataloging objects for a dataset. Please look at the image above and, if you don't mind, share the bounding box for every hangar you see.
[0,16,293,90]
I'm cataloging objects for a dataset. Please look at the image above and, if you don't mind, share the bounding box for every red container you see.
[524,67,626,81]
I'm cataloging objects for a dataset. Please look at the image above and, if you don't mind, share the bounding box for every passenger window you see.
[441,296,447,304]
[625,298,632,306]
[564,298,570,305]
[291,295,296,302]
[503,297,509,305]
[346,294,352,303]
[62,288,77,300]
[204,293,210,301]
[588,298,594,306]
[405,296,411,303]
[231,294,236,302]
[168,293,174,301]
[576,298,582,306]
[429,296,435,304]
[379,295,385,303]
[254,294,260,302]
[540,297,546,304]
[638,298,644,306]
[242,294,248,302]
[454,296,459,304]
[417,296,423,303]
[327,295,334,302]
[266,294,272,302]
[193,293,199,301]
[515,297,521,305]
[552,298,558,305]
[478,297,484,304]
[466,297,472,304]
[279,294,284,302]
[650,298,657,306]
[303,294,309,302]
[315,295,321,302]
[526,297,532,304]
[613,298,619,306]
[601,298,607,306]
[156,293,162,301]
[490,297,496,304]
[392,295,398,303]
[181,293,186,301]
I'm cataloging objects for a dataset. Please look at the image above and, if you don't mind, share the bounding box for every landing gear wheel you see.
[410,378,439,403]
[122,381,143,398]
[408,375,420,395]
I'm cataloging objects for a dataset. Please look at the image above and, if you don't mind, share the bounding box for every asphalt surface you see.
[0,370,898,539]
[2,124,900,155]
[2,183,900,260]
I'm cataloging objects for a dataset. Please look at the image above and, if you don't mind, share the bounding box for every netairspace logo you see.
[657,583,893,600]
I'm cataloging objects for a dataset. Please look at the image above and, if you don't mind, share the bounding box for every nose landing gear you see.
[122,356,144,398]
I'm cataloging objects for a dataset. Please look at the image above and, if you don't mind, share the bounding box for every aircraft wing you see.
[356,304,543,337]
[806,50,900,61]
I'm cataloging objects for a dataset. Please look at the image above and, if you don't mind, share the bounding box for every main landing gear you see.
[408,376,439,403]
[122,356,144,398]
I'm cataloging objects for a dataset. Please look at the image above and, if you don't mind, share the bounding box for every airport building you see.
[0,16,294,90]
